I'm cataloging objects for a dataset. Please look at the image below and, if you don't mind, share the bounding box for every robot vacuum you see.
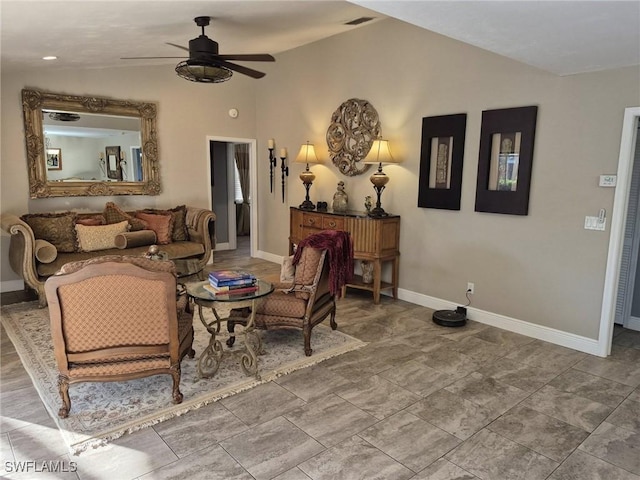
[432,307,467,327]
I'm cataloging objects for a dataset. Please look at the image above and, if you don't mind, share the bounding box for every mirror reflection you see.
[43,111,143,183]
[21,89,160,198]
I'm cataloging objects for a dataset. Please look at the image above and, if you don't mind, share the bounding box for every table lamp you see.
[295,141,320,210]
[362,139,398,217]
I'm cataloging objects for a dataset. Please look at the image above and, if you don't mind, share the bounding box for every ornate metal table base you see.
[194,300,262,380]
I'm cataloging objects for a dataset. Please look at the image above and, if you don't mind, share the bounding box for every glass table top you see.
[186,279,274,303]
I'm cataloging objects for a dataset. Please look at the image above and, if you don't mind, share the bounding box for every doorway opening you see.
[599,107,640,356]
[207,137,257,258]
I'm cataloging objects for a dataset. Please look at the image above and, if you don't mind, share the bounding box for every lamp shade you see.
[295,142,320,164]
[363,139,397,165]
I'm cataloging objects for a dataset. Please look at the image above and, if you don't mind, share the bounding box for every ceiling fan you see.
[122,16,275,83]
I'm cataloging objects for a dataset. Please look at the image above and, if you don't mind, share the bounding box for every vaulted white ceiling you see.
[1,1,638,76]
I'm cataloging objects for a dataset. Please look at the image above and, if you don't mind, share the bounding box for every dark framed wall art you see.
[417,113,467,210]
[475,106,538,215]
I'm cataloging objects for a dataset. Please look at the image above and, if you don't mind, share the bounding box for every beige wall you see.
[253,18,640,340]
[2,17,639,342]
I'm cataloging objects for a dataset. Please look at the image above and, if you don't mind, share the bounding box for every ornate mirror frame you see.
[326,98,381,177]
[21,88,161,198]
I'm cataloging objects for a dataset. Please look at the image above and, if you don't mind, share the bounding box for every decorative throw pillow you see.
[140,206,188,242]
[114,230,157,249]
[75,220,129,252]
[170,205,189,241]
[21,212,78,253]
[76,214,106,226]
[34,239,57,263]
[280,255,295,282]
[103,202,148,231]
[134,212,174,244]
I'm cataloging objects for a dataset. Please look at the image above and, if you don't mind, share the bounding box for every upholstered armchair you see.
[44,256,195,418]
[227,230,353,356]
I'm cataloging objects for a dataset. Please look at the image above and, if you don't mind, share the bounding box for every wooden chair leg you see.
[58,375,70,418]
[170,367,183,404]
[303,326,312,356]
[329,309,337,330]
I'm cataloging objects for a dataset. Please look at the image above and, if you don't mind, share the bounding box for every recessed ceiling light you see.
[42,56,57,61]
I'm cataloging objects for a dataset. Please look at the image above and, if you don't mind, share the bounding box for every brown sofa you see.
[1,205,216,306]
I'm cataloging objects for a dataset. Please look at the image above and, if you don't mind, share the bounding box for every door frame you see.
[598,107,640,356]
[206,136,258,257]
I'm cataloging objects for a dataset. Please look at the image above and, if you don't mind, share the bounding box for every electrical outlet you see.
[467,282,474,294]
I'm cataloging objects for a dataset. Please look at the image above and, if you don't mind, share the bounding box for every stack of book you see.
[204,270,258,296]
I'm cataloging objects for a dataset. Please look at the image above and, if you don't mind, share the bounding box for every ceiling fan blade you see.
[166,42,190,52]
[215,59,266,79]
[121,56,187,60]
[216,54,275,62]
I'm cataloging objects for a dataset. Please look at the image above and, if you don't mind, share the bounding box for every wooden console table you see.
[289,207,400,304]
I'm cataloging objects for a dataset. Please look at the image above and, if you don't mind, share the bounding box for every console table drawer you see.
[302,213,321,229]
[322,216,345,230]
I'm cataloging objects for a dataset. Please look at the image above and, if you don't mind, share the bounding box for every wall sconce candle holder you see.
[268,139,277,193]
[280,148,288,203]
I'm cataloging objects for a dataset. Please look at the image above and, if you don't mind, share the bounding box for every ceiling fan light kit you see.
[175,60,233,83]
[123,16,275,83]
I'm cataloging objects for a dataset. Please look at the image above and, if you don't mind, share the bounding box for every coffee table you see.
[186,279,274,379]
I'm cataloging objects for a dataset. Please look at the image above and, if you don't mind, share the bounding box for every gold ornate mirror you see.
[21,89,161,198]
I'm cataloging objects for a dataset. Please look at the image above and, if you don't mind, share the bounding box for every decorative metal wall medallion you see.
[326,98,381,176]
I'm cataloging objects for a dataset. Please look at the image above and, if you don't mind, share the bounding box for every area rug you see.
[1,301,365,455]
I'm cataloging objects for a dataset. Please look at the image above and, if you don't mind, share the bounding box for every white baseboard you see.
[397,287,602,357]
[626,316,640,332]
[256,249,284,265]
[1,280,24,294]
[214,242,231,251]
[203,251,605,357]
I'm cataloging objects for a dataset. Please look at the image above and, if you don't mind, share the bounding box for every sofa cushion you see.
[21,212,78,253]
[34,239,57,263]
[135,211,174,244]
[75,220,129,252]
[103,202,148,231]
[114,230,157,249]
[76,214,106,226]
[256,295,308,319]
[140,206,188,242]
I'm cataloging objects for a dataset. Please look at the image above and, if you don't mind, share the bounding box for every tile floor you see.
[1,249,640,479]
